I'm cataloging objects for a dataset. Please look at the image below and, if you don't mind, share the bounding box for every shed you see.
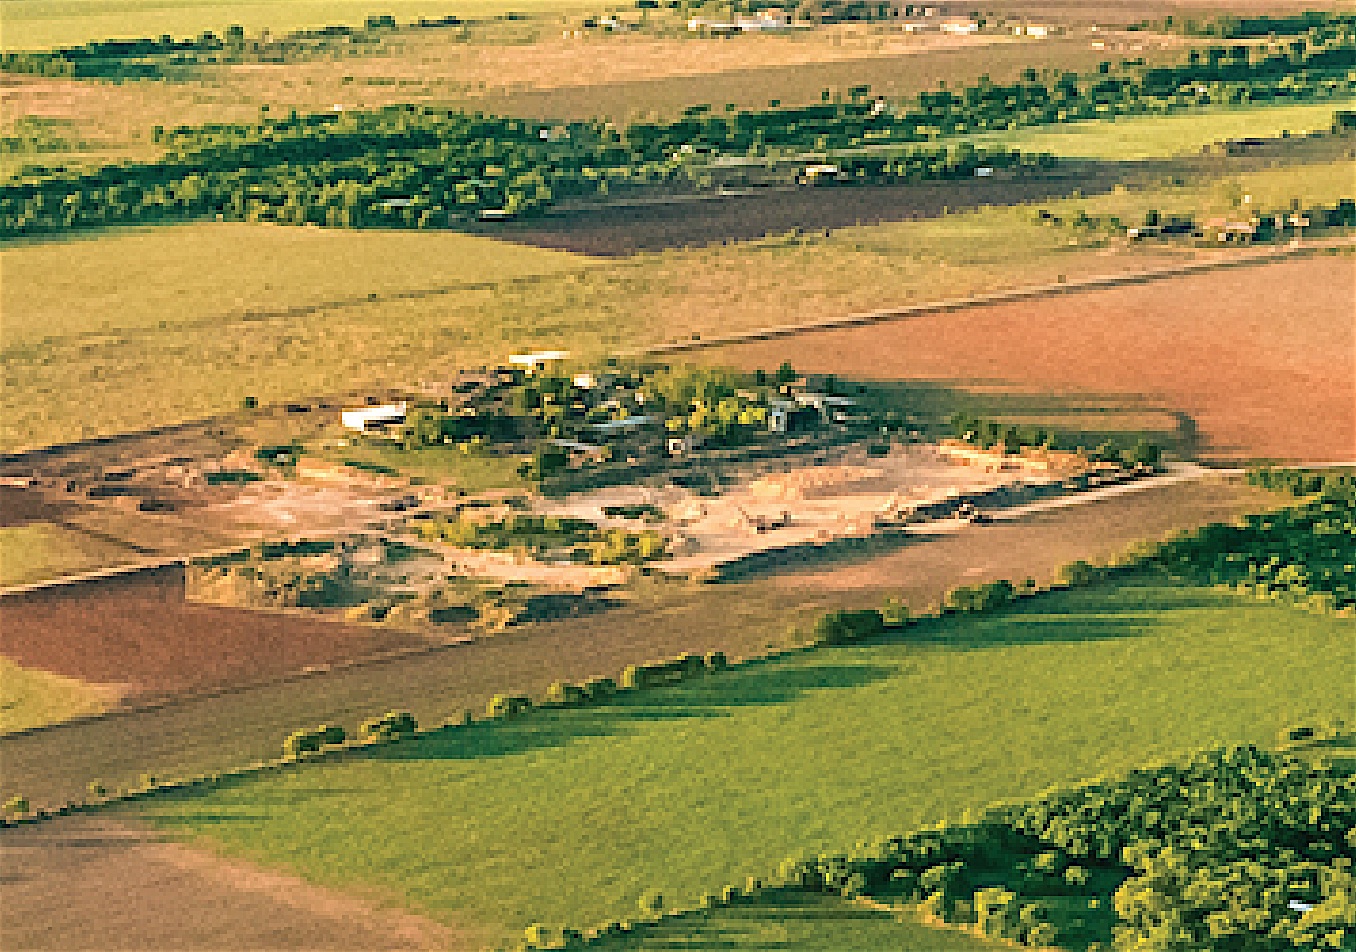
[341,402,408,433]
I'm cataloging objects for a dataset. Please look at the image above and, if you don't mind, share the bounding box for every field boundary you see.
[627,238,1356,357]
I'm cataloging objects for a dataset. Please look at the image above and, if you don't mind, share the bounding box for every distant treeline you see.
[1137,10,1356,39]
[3,16,1355,236]
[0,15,462,79]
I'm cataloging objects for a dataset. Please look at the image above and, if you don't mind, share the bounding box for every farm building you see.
[509,351,571,375]
[341,402,408,433]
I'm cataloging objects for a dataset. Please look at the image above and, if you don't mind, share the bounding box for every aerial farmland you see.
[1,0,1353,949]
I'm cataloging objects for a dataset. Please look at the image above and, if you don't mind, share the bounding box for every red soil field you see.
[0,567,422,702]
[702,253,1356,462]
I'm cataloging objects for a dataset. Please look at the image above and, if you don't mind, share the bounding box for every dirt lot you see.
[0,567,423,702]
[0,814,460,951]
[700,253,1356,462]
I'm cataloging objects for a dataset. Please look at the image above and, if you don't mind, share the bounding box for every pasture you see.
[124,581,1354,946]
[959,97,1356,159]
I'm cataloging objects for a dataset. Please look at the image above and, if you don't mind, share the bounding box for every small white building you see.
[341,402,408,433]
[509,351,571,375]
[940,18,979,34]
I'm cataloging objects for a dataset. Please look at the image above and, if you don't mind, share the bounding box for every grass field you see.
[603,892,1006,950]
[0,522,139,587]
[0,0,593,50]
[125,581,1354,946]
[0,657,111,734]
[958,98,1356,160]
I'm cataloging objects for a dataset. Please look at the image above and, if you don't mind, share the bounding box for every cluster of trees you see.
[949,413,1162,467]
[1148,476,1354,611]
[769,745,1356,951]
[1249,466,1356,497]
[418,513,668,565]
[1138,11,1356,39]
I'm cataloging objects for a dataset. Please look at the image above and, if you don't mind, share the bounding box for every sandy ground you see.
[0,814,460,951]
[703,254,1356,462]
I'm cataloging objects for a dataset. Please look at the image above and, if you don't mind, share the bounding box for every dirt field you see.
[0,567,423,702]
[477,170,1122,255]
[0,814,460,951]
[700,253,1356,462]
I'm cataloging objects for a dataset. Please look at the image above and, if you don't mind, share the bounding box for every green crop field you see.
[0,657,110,734]
[958,98,1356,160]
[0,0,594,51]
[127,581,1354,947]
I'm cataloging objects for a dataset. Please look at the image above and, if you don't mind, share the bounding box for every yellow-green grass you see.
[5,152,1353,453]
[1,0,594,51]
[956,98,1356,160]
[129,582,1355,946]
[605,892,1006,950]
[314,444,530,492]
[0,657,111,734]
[0,523,139,587]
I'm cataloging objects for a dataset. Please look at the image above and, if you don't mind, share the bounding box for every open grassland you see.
[0,657,111,734]
[958,97,1356,159]
[701,250,1356,462]
[0,475,1276,805]
[0,0,592,50]
[125,581,1354,947]
[0,522,139,586]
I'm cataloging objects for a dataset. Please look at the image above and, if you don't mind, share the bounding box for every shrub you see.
[486,694,532,719]
[704,650,728,671]
[361,711,416,741]
[3,795,30,817]
[546,681,587,706]
[638,889,663,915]
[811,609,884,645]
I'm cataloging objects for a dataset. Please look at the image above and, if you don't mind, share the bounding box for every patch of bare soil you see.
[0,566,423,701]
[703,254,1356,462]
[0,814,462,951]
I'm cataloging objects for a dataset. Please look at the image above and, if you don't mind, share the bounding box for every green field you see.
[128,581,1354,946]
[0,0,594,50]
[0,657,111,734]
[601,892,1006,950]
[0,523,139,587]
[959,98,1356,160]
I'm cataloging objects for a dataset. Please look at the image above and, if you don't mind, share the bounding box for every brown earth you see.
[700,253,1356,462]
[0,486,77,527]
[0,566,423,701]
[473,171,1123,255]
[0,814,461,951]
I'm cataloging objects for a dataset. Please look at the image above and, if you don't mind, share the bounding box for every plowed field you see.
[0,567,422,702]
[701,253,1356,462]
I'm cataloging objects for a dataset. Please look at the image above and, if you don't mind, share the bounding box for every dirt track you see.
[699,253,1356,462]
[0,815,460,951]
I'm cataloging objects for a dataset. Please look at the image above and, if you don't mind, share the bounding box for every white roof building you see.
[509,351,571,374]
[341,402,408,432]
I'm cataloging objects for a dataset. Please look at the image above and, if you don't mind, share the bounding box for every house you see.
[341,402,408,433]
[940,18,979,34]
[508,351,571,375]
[735,12,790,30]
[798,164,842,185]
[590,416,657,436]
[1012,23,1050,37]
